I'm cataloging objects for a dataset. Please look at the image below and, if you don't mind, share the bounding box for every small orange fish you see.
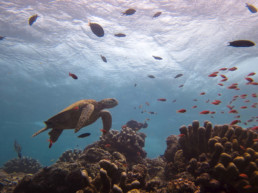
[121,125,127,129]
[200,92,206,95]
[172,99,176,103]
[218,83,224,86]
[177,109,186,113]
[210,111,216,114]
[145,102,150,106]
[245,99,250,102]
[218,93,222,96]
[211,100,221,105]
[235,115,241,118]
[105,144,111,148]
[249,82,258,85]
[229,109,238,114]
[243,184,252,189]
[192,105,197,108]
[227,105,234,110]
[245,77,254,83]
[240,106,247,109]
[228,67,237,71]
[220,74,227,78]
[240,145,245,151]
[220,78,228,82]
[157,98,167,101]
[228,84,238,89]
[208,73,217,77]
[239,173,248,179]
[230,120,241,125]
[253,139,258,142]
[69,72,78,79]
[251,93,257,98]
[219,67,227,71]
[247,72,255,76]
[200,110,210,114]
[100,129,107,134]
[178,134,185,137]
[240,94,247,98]
[251,126,258,131]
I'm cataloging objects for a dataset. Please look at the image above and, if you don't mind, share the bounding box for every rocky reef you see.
[2,120,257,193]
[2,157,42,174]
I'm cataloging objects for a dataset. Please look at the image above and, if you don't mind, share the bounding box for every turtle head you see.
[100,98,118,108]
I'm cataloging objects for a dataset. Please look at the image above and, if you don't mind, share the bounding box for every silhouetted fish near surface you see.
[148,75,155,78]
[174,74,183,78]
[0,36,5,40]
[69,72,78,79]
[122,8,136,16]
[246,3,257,13]
[78,133,91,138]
[152,56,162,60]
[14,140,22,158]
[114,33,126,37]
[101,55,107,63]
[28,14,38,26]
[153,11,162,18]
[89,21,104,37]
[228,40,255,47]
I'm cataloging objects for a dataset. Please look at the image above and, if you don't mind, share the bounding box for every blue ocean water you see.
[0,0,257,167]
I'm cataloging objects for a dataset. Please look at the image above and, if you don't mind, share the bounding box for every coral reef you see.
[3,157,42,174]
[83,127,147,164]
[164,120,258,193]
[7,120,258,193]
[57,149,82,163]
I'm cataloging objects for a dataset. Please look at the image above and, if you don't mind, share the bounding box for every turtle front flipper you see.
[48,129,63,148]
[100,110,112,134]
[75,104,94,133]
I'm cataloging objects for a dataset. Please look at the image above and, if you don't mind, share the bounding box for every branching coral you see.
[164,120,258,193]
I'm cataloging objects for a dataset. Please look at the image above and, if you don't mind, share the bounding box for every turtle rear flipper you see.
[32,122,49,137]
[48,129,63,143]
[75,104,94,133]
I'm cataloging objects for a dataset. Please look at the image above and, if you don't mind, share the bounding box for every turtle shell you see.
[45,99,100,130]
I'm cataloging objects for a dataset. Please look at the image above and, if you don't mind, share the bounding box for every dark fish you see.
[228,40,255,47]
[28,14,38,26]
[179,84,184,88]
[152,55,163,60]
[246,3,257,13]
[174,74,183,78]
[122,8,136,16]
[0,36,5,40]
[101,55,107,63]
[89,22,104,37]
[114,33,126,37]
[134,83,137,87]
[69,72,78,79]
[14,140,22,158]
[78,133,91,138]
[148,75,155,78]
[153,11,162,18]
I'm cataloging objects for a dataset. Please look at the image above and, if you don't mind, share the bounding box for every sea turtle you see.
[32,98,118,148]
